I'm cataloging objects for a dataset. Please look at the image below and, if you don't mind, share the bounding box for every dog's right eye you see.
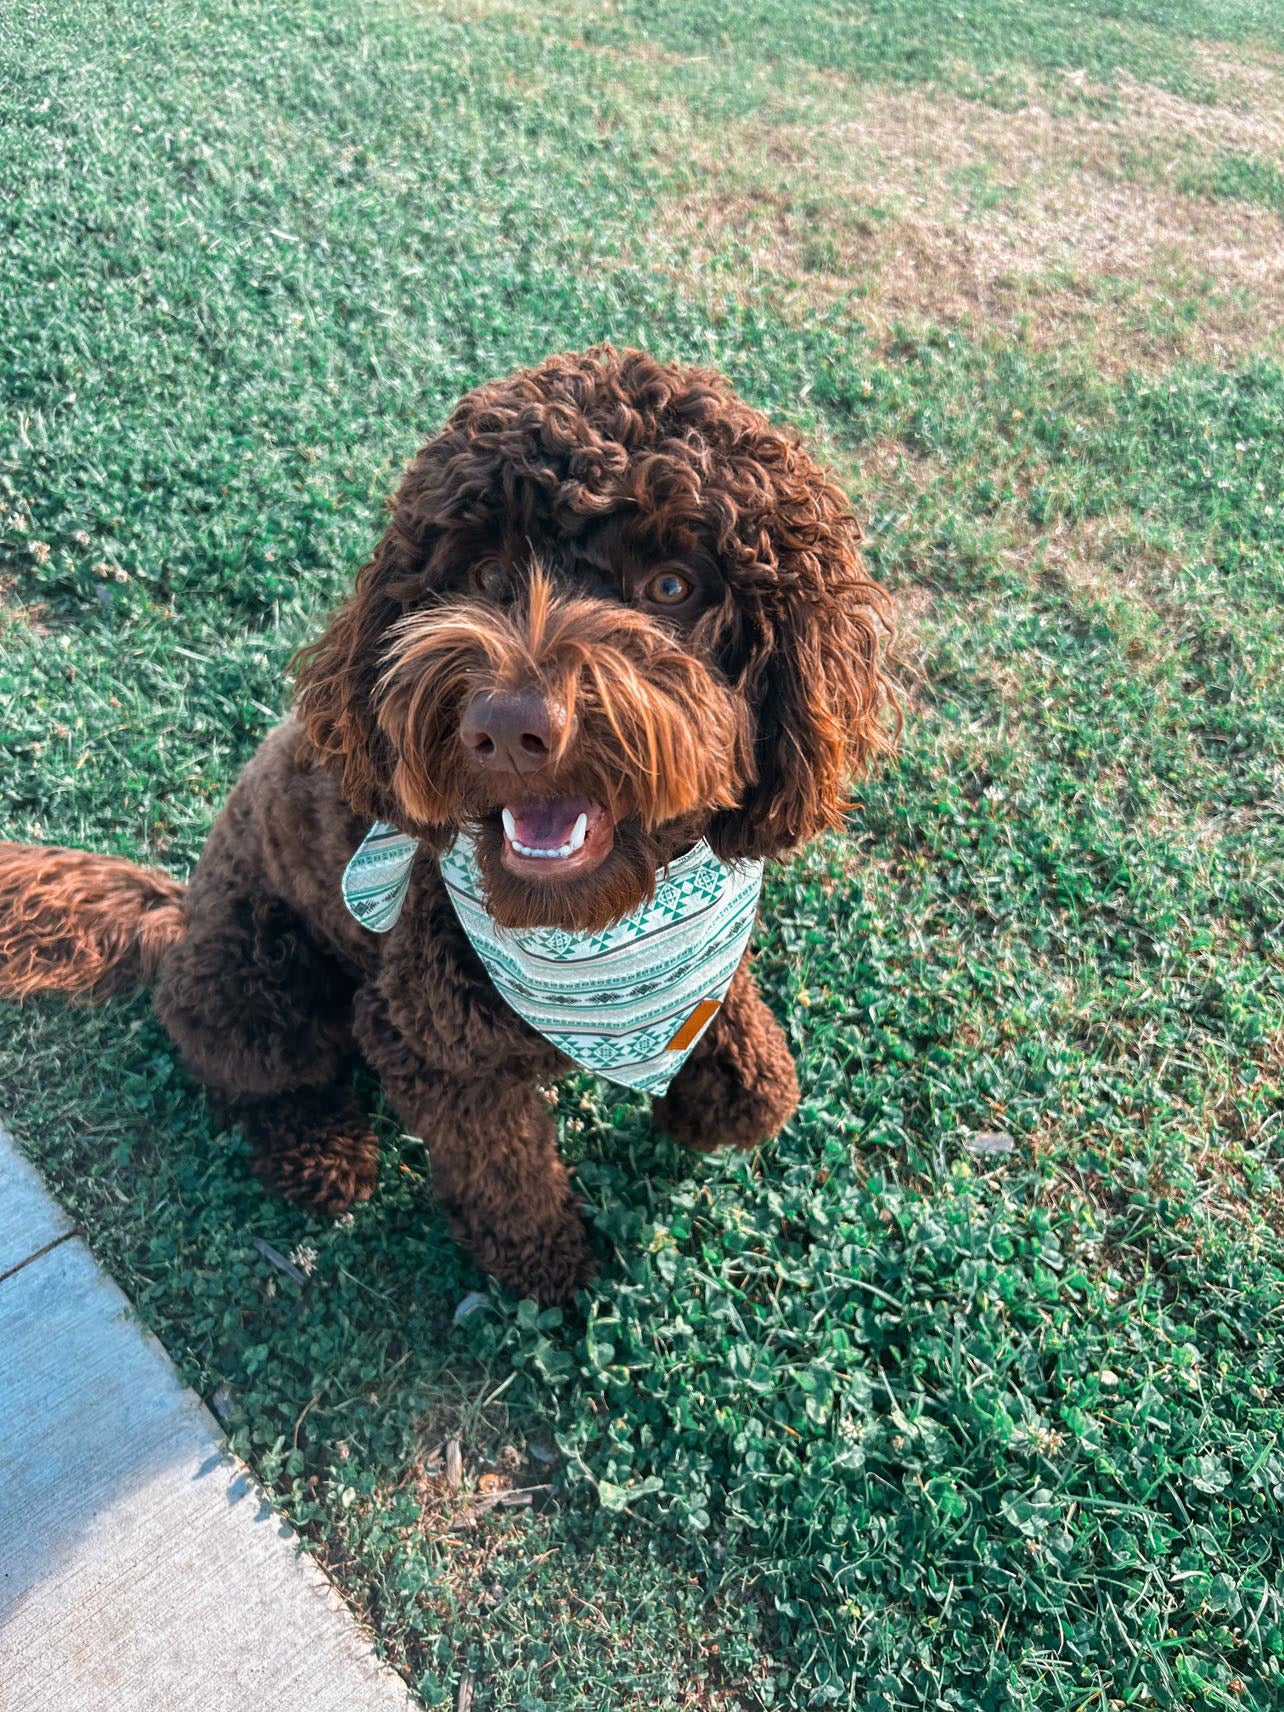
[472,562,510,600]
[640,569,695,609]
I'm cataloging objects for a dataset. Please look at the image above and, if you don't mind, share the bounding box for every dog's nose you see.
[459,690,565,775]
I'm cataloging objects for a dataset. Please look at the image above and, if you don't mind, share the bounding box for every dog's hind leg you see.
[226,1085,380,1215]
[154,838,378,1213]
[653,960,800,1153]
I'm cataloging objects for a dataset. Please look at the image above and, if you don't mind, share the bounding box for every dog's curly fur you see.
[0,347,894,1303]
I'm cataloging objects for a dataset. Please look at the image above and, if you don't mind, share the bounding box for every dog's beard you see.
[374,578,749,932]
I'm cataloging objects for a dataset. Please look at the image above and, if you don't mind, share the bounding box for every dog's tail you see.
[0,843,187,1002]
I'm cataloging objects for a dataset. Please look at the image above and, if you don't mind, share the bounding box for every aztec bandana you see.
[341,822,764,1095]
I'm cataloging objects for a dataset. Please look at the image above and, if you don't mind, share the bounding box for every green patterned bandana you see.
[341,822,764,1095]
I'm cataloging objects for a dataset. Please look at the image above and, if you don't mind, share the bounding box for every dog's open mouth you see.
[497,796,614,879]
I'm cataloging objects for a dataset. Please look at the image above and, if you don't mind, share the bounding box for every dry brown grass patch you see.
[655,70,1284,369]
[0,576,49,638]
[1192,38,1284,106]
[1103,68,1284,156]
[1031,512,1187,615]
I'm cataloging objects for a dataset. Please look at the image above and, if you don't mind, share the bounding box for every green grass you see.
[613,0,1284,101]
[4,0,1284,1707]
[1181,152,1284,215]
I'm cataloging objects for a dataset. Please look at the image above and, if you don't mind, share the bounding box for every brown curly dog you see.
[0,347,894,1303]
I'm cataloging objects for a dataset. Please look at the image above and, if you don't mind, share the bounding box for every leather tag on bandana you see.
[666,997,722,1053]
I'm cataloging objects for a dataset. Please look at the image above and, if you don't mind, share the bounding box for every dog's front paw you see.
[655,1038,799,1154]
[463,1207,598,1307]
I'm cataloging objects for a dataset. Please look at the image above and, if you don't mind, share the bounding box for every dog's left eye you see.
[472,561,511,600]
[640,570,694,608]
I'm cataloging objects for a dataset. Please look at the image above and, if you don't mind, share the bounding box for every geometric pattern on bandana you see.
[341,822,764,1096]
[340,821,418,933]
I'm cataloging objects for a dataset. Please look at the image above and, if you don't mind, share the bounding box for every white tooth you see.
[511,838,579,859]
[506,813,587,861]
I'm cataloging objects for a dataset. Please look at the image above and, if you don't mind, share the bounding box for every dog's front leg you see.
[353,986,595,1304]
[653,960,800,1152]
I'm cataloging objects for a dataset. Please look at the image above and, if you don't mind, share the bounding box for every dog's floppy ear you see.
[291,525,410,821]
[293,432,465,822]
[707,459,896,864]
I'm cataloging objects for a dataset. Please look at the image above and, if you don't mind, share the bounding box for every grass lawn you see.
[4,0,1284,1706]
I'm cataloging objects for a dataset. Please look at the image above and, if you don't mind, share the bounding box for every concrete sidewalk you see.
[0,1126,415,1712]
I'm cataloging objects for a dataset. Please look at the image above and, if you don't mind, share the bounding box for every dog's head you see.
[294,347,895,932]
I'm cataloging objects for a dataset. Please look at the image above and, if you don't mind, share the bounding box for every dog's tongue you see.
[506,796,591,850]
